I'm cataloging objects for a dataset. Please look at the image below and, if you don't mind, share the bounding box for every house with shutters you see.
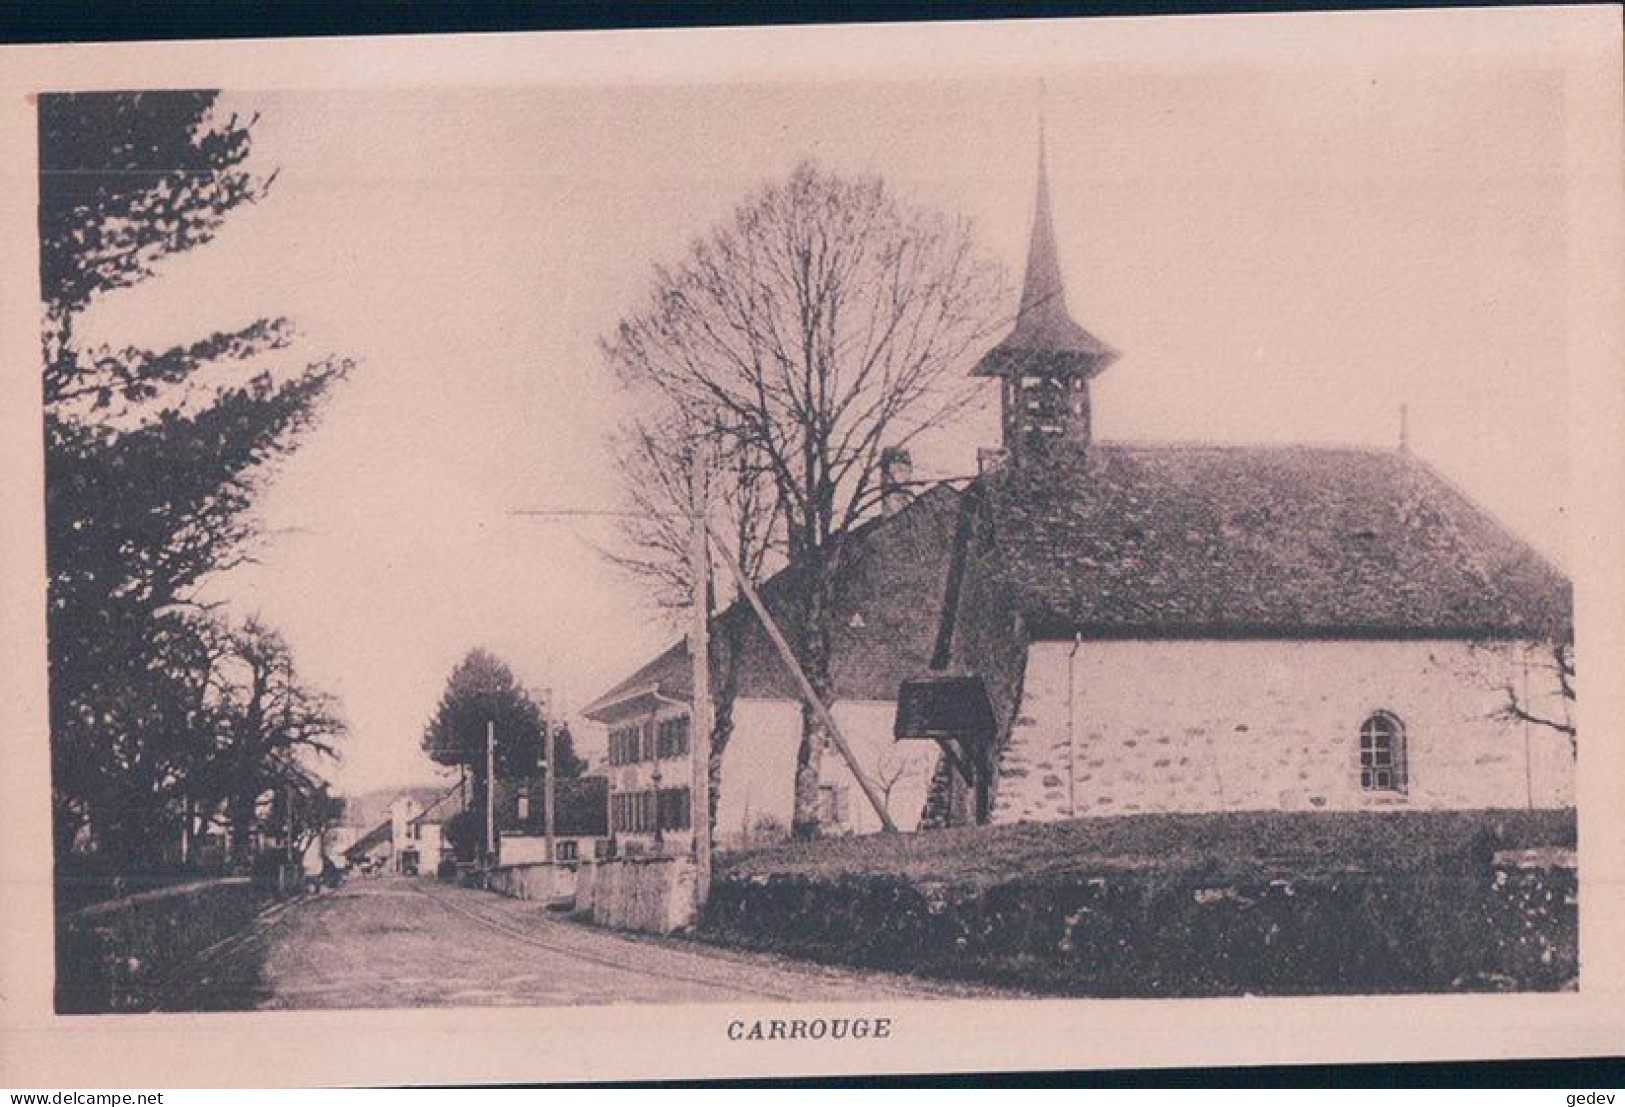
[581,473,962,850]
[587,134,1574,844]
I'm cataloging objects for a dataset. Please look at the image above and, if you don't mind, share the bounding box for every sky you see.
[73,58,1573,796]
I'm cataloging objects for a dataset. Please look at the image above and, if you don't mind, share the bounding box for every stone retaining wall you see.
[575,856,697,934]
[487,861,579,904]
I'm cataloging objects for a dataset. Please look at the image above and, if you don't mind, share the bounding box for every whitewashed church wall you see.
[992,638,1575,823]
[715,698,937,845]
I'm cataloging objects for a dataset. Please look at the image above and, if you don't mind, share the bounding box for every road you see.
[165,876,1011,1009]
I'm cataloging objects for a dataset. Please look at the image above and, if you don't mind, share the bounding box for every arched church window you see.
[1359,711,1407,793]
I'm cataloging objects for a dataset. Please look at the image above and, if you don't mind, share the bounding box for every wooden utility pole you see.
[707,526,898,833]
[485,720,497,866]
[689,451,714,908]
[544,718,558,862]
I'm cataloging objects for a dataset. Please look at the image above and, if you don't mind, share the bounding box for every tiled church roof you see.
[972,443,1571,640]
[587,440,1569,722]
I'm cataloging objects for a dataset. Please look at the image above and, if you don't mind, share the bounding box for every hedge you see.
[701,809,1577,996]
[55,869,298,1013]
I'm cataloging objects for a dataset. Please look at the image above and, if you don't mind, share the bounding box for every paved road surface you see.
[168,876,1011,1009]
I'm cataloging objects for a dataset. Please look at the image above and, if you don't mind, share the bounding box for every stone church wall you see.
[992,638,1574,822]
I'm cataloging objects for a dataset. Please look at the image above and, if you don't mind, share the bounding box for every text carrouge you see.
[727,1017,892,1042]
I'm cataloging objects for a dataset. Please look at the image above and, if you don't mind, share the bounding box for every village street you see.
[167,876,1008,1009]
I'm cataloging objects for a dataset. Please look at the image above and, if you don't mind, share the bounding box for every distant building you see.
[344,777,613,870]
[492,776,612,863]
[345,789,454,875]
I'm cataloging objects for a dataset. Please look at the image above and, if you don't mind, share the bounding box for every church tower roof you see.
[974,132,1119,379]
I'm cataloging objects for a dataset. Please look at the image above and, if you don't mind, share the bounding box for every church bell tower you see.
[975,131,1118,464]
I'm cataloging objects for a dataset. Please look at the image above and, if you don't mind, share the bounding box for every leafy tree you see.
[58,611,225,871]
[442,809,482,864]
[40,92,350,869]
[603,162,1004,836]
[421,649,585,856]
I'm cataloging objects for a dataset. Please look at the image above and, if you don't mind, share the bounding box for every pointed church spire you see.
[974,118,1120,462]
[974,127,1118,380]
[1017,122,1069,326]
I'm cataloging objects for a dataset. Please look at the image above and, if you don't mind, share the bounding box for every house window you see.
[657,786,692,831]
[1359,712,1407,793]
[612,788,690,834]
[613,790,657,834]
[609,725,646,766]
[556,840,578,862]
[516,794,529,821]
[656,716,691,760]
[819,783,851,826]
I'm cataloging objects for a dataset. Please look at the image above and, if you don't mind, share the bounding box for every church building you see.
[898,138,1575,826]
[585,137,1575,845]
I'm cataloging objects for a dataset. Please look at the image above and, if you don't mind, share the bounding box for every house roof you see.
[340,786,451,830]
[581,639,692,721]
[966,443,1571,640]
[344,818,392,859]
[409,784,464,827]
[584,483,968,720]
[587,440,1568,729]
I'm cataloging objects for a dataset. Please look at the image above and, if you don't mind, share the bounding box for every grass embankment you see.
[703,809,1577,996]
[716,808,1576,888]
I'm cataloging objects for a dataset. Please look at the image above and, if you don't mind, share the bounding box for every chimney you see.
[880,447,913,516]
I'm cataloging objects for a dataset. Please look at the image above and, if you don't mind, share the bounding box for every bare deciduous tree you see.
[870,746,919,820]
[603,161,1004,837]
[1497,641,1576,757]
[209,618,347,864]
[600,409,781,835]
[602,412,780,613]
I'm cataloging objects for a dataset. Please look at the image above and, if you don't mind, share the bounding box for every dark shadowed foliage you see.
[41,92,350,875]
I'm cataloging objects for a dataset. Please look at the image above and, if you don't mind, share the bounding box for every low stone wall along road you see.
[161,875,1015,1009]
